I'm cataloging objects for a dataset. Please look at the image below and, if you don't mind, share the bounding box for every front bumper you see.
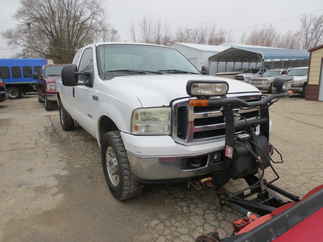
[121,132,225,180]
[288,86,303,93]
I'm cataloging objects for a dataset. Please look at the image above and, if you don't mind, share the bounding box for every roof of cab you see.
[94,42,169,48]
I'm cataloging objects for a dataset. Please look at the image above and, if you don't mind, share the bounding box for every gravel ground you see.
[0,96,322,242]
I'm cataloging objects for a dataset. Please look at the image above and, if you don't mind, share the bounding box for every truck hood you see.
[106,74,260,107]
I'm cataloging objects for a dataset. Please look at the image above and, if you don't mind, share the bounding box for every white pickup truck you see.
[57,43,261,200]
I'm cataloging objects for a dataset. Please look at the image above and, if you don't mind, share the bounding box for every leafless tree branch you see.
[2,0,118,63]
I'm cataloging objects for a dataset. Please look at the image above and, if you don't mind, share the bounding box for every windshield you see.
[262,70,281,77]
[45,65,64,76]
[96,44,199,79]
[288,68,308,76]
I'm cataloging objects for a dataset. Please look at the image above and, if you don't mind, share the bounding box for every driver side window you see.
[78,47,94,84]
[79,48,94,73]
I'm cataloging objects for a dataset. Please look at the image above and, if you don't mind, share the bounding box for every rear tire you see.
[38,95,44,103]
[101,131,142,201]
[44,96,56,111]
[7,87,20,99]
[59,103,75,131]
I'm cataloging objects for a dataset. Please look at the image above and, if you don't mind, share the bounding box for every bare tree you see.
[299,14,323,49]
[275,31,301,49]
[3,0,116,63]
[208,27,230,45]
[175,27,207,44]
[130,18,230,46]
[130,18,172,45]
[100,27,120,42]
[130,24,137,42]
[244,25,278,47]
[175,25,230,45]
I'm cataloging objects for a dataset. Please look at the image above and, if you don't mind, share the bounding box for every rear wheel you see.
[38,95,44,103]
[7,87,20,99]
[44,96,56,111]
[59,103,75,131]
[101,131,142,201]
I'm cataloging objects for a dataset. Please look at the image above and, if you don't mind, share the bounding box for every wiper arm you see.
[105,69,162,74]
[158,69,198,74]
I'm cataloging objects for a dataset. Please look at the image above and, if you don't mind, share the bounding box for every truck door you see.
[74,47,97,136]
[59,50,81,116]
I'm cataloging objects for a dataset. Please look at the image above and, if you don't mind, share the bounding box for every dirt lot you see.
[0,96,323,242]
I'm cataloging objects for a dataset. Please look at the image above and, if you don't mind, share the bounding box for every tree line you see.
[2,0,323,63]
[130,15,323,50]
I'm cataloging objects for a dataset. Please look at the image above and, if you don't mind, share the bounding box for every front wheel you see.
[101,131,142,201]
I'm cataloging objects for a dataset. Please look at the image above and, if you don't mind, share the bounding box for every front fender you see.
[95,93,141,145]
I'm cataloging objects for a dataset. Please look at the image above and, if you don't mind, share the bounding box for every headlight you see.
[187,81,228,97]
[131,107,171,135]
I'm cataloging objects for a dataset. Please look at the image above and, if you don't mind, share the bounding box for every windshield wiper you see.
[105,69,162,75]
[158,69,198,74]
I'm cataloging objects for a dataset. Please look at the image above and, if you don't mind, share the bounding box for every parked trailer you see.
[0,58,48,99]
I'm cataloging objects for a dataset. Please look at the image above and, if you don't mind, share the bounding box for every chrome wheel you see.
[105,146,120,187]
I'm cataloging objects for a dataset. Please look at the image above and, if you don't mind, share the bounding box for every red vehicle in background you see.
[0,79,7,102]
[38,64,64,110]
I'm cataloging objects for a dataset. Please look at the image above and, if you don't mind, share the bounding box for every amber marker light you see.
[188,99,209,106]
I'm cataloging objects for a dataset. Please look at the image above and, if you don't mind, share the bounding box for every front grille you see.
[173,96,261,144]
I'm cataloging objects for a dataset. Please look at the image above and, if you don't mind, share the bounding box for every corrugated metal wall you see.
[309,48,323,85]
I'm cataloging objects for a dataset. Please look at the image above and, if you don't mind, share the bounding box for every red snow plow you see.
[184,81,323,242]
[196,185,323,242]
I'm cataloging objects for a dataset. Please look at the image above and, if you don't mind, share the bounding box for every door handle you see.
[92,95,99,101]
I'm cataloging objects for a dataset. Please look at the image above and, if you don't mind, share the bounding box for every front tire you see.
[59,103,75,131]
[101,131,142,201]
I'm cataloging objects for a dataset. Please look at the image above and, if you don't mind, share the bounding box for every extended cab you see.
[57,43,262,200]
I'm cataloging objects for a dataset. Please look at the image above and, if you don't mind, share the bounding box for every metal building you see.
[209,44,309,75]
[172,42,228,70]
[306,44,323,101]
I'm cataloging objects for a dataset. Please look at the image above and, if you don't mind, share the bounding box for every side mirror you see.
[201,66,209,75]
[62,64,78,86]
